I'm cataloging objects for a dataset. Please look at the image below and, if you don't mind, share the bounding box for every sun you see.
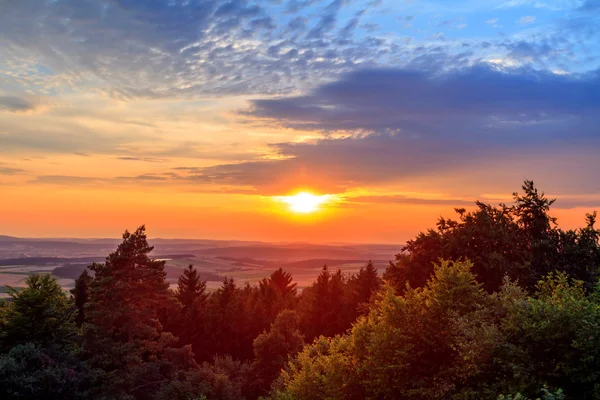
[275,192,332,213]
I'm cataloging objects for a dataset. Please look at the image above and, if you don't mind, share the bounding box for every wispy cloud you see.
[518,15,536,24]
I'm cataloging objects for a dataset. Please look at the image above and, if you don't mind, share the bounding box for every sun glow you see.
[275,192,333,213]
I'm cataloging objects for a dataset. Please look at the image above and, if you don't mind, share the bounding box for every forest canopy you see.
[1,181,599,400]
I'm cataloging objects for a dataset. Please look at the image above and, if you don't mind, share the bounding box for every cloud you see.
[197,64,598,193]
[1,0,597,101]
[247,64,600,133]
[580,0,600,11]
[0,0,391,98]
[347,195,474,206]
[0,120,131,155]
[0,167,26,175]
[505,41,553,62]
[518,15,536,24]
[0,96,38,113]
[116,157,165,163]
[31,175,105,186]
[307,0,346,40]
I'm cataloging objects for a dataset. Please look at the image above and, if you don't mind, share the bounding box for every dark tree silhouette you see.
[71,269,91,327]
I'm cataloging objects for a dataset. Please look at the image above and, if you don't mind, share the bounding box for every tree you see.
[384,180,600,293]
[0,274,85,399]
[1,274,77,350]
[298,266,354,341]
[349,261,381,315]
[177,265,208,311]
[273,260,499,400]
[255,268,298,327]
[0,343,85,400]
[489,272,600,399]
[71,269,92,327]
[84,226,197,399]
[252,310,304,397]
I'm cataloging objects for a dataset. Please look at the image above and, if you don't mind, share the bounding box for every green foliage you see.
[489,273,600,399]
[0,342,86,399]
[83,226,197,399]
[252,310,304,397]
[498,387,565,400]
[1,274,77,350]
[298,266,355,341]
[4,180,599,400]
[273,260,499,400]
[385,180,600,293]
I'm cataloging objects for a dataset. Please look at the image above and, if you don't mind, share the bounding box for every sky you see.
[0,0,599,243]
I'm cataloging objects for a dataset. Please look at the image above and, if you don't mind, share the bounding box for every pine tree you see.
[268,268,297,298]
[1,274,76,350]
[84,226,196,399]
[351,261,382,313]
[176,265,207,311]
[70,269,91,327]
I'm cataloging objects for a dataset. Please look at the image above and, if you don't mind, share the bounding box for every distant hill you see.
[0,235,25,242]
[279,259,387,270]
[0,254,193,265]
[216,257,387,270]
[53,263,223,282]
[1,257,104,266]
[197,246,370,261]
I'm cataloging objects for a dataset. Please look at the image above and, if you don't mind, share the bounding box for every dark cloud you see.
[307,0,346,40]
[505,41,554,62]
[0,96,37,112]
[553,197,600,210]
[248,64,600,135]
[348,195,474,206]
[187,64,598,193]
[0,167,26,175]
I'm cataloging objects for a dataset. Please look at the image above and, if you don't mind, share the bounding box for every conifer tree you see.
[350,261,382,315]
[71,269,91,327]
[1,274,76,350]
[84,226,196,399]
[177,264,207,311]
[0,274,85,399]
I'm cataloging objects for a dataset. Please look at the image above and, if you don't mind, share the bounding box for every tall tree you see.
[177,264,208,311]
[349,261,382,315]
[175,265,208,354]
[251,310,304,397]
[384,180,600,293]
[71,269,92,327]
[84,226,196,399]
[299,266,354,341]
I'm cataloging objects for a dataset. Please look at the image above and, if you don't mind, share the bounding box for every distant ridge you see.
[0,235,24,242]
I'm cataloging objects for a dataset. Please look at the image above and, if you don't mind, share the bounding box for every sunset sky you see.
[1,0,599,243]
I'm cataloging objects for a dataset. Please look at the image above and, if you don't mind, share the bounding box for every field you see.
[0,236,400,297]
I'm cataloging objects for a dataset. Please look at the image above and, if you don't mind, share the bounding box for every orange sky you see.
[1,1,599,242]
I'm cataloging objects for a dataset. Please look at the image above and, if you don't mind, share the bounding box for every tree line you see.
[1,180,599,400]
